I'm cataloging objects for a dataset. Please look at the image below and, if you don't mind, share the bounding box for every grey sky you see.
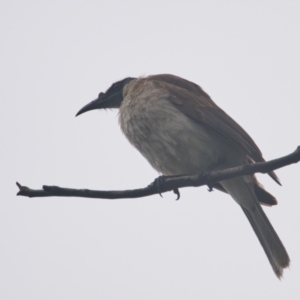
[1,1,300,299]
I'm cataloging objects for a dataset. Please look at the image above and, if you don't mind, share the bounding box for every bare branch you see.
[17,146,300,199]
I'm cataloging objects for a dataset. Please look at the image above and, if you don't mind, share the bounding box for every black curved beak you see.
[76,93,107,117]
[76,99,100,117]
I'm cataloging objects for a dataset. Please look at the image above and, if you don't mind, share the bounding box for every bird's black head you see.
[76,77,135,117]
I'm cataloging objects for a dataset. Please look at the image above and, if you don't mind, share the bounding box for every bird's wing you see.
[148,74,279,184]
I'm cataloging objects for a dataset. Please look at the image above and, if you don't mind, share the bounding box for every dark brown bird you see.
[76,74,290,278]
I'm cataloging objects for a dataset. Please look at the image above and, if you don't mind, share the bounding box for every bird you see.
[76,74,290,278]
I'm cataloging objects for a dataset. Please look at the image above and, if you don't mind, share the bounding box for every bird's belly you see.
[137,128,222,176]
[119,97,228,175]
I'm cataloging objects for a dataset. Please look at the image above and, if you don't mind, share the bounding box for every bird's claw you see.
[152,176,181,200]
[201,170,213,192]
[173,188,180,200]
[207,184,214,192]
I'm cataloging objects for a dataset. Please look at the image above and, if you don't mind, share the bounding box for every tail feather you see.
[242,204,290,278]
[221,176,290,278]
[212,176,278,206]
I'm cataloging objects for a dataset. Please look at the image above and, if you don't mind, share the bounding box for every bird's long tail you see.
[221,176,290,278]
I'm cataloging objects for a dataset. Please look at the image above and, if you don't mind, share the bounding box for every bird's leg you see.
[152,175,166,198]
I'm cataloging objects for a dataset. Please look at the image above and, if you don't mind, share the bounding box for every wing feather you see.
[148,74,279,184]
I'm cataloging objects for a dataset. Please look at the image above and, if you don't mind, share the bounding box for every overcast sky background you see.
[1,1,300,299]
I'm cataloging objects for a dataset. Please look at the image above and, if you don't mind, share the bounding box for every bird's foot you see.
[152,175,181,200]
[153,175,166,198]
[202,170,214,192]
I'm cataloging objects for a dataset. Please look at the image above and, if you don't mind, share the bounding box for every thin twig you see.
[16,146,300,199]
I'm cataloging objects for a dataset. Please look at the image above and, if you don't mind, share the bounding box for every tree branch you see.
[17,146,300,199]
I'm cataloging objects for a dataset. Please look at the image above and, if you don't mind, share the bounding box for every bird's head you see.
[76,77,135,116]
